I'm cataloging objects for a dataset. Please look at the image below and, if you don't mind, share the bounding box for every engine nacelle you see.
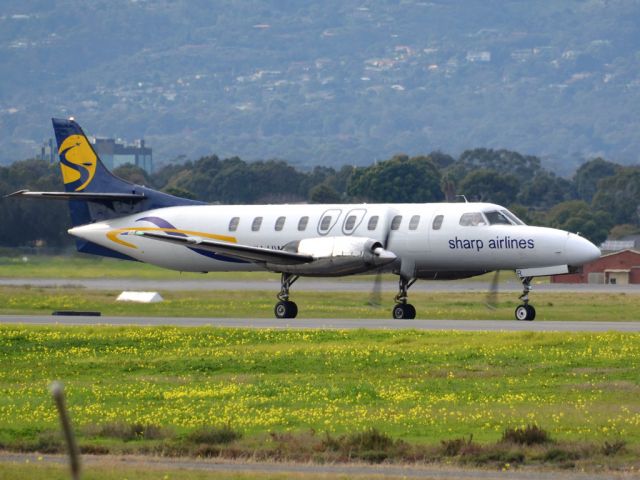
[266,236,397,276]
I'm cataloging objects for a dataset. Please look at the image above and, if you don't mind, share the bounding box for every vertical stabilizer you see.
[51,118,203,257]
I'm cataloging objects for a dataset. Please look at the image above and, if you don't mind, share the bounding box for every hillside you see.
[1,0,639,174]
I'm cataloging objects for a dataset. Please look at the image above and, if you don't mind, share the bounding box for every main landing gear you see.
[274,272,299,319]
[515,276,536,321]
[392,277,417,319]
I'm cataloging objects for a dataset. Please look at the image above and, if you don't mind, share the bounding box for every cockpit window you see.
[484,210,512,225]
[459,212,486,226]
[501,209,526,225]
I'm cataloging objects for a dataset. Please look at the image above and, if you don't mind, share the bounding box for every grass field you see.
[0,285,638,321]
[1,325,639,462]
[0,461,367,480]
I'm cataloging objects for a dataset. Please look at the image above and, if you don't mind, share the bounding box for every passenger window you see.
[432,215,443,230]
[275,216,286,231]
[251,216,263,231]
[459,212,486,226]
[368,216,379,230]
[228,217,239,232]
[298,216,309,231]
[409,215,420,230]
[390,215,402,230]
[345,215,357,230]
[320,215,332,231]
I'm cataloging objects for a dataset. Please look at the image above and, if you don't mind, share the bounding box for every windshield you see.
[501,209,526,225]
[484,210,512,225]
[482,210,526,226]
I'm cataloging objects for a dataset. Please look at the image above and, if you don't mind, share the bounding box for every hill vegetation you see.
[1,1,640,172]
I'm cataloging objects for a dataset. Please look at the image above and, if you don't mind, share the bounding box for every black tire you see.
[288,301,298,318]
[515,304,535,321]
[275,301,298,319]
[392,304,407,319]
[525,304,536,321]
[404,303,416,319]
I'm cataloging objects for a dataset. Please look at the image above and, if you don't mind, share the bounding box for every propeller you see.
[368,213,395,307]
[485,270,500,310]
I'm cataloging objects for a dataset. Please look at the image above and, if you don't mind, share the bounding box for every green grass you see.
[0,461,362,480]
[0,285,637,321]
[0,325,639,452]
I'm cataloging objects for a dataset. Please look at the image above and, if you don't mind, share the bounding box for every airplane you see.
[9,118,601,321]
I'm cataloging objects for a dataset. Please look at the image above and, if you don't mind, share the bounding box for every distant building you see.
[551,249,640,285]
[37,138,57,163]
[92,138,153,174]
[36,137,154,174]
[600,235,640,252]
[466,51,491,62]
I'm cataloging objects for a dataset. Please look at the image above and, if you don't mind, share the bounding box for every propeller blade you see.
[368,211,394,307]
[485,270,500,310]
[368,269,383,307]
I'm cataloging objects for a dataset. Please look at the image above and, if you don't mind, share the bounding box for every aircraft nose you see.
[565,233,601,266]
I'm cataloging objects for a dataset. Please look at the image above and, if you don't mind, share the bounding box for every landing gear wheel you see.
[275,301,298,319]
[515,304,535,321]
[392,303,416,320]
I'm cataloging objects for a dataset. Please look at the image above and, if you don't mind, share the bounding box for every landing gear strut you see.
[392,277,417,319]
[274,273,299,319]
[515,276,536,321]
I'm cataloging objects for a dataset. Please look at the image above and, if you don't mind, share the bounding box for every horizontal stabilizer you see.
[5,190,146,202]
[135,230,313,265]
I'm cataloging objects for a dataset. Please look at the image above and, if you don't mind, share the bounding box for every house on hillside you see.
[551,249,640,284]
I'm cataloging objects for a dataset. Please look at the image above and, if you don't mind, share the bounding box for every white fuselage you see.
[69,201,601,278]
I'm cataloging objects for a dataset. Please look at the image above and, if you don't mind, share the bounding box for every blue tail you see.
[52,118,203,259]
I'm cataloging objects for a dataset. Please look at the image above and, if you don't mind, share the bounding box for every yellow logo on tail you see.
[58,134,97,191]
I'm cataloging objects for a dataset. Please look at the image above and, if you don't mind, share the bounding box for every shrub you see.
[602,440,626,456]
[320,428,407,463]
[440,435,477,456]
[187,424,242,445]
[85,422,170,441]
[501,425,551,446]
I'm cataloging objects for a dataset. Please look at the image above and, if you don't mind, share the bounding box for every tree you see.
[544,200,611,245]
[573,157,619,202]
[0,159,71,247]
[113,163,154,187]
[517,172,575,209]
[309,183,341,203]
[347,155,444,203]
[446,148,543,183]
[458,169,518,205]
[592,166,640,225]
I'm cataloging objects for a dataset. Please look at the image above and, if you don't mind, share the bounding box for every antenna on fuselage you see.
[455,195,469,203]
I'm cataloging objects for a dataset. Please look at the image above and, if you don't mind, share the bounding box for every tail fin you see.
[52,118,203,229]
[53,117,121,193]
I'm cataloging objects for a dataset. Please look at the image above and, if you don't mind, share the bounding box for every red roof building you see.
[551,249,640,284]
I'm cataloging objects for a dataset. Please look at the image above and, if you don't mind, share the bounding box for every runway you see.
[2,315,640,332]
[2,277,640,293]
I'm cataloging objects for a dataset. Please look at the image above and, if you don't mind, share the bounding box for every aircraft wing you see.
[134,231,313,265]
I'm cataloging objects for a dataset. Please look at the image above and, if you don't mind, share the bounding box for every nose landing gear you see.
[392,277,417,319]
[274,273,299,319]
[515,276,536,321]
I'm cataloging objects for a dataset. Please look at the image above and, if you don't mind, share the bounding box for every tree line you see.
[1,149,638,248]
